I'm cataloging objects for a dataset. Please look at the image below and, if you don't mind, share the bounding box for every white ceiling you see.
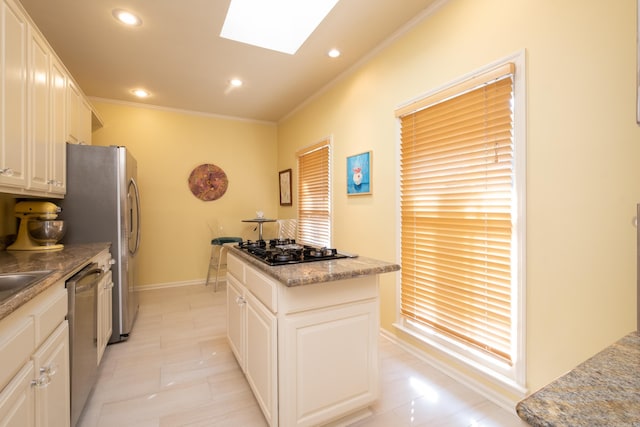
[18,0,439,123]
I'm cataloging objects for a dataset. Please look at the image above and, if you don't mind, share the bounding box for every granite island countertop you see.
[0,242,111,321]
[516,331,640,427]
[226,244,400,286]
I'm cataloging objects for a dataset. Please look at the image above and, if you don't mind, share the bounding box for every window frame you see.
[394,51,527,394]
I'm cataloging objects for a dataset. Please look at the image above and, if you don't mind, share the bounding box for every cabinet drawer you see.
[245,266,277,313]
[32,283,67,345]
[227,253,245,283]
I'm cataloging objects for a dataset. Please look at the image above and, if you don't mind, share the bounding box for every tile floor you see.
[78,284,527,427]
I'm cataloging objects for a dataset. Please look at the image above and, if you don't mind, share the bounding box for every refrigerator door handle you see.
[129,177,141,256]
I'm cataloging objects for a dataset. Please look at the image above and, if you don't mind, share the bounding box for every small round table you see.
[242,218,276,241]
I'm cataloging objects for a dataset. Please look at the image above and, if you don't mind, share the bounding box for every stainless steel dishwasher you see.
[67,262,103,427]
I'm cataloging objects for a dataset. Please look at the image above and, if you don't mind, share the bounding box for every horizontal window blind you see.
[397,63,515,363]
[297,140,331,247]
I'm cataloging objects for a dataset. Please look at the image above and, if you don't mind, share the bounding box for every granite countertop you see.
[0,242,111,321]
[516,331,640,427]
[226,244,400,286]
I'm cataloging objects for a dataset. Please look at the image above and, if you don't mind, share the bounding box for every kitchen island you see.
[516,331,639,426]
[225,245,399,427]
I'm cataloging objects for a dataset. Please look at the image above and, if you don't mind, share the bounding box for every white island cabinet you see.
[226,249,399,427]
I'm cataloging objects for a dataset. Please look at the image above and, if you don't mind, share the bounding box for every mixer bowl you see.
[27,220,66,245]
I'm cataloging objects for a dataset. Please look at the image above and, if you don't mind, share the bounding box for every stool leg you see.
[205,245,219,287]
[214,246,226,292]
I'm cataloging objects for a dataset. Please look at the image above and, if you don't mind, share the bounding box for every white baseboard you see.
[137,277,227,292]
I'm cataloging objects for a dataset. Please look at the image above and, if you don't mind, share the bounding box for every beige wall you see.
[1,0,638,408]
[91,101,278,287]
[277,0,640,401]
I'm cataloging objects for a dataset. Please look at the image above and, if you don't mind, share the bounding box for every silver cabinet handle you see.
[235,295,246,306]
[31,373,51,388]
[0,168,14,176]
[40,363,58,377]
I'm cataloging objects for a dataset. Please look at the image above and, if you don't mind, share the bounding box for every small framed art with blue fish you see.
[347,151,372,195]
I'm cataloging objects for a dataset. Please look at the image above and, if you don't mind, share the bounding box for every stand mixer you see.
[7,201,65,251]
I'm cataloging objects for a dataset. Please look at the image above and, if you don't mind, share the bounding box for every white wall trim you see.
[88,96,277,126]
[380,328,525,413]
[137,277,227,292]
[279,0,451,123]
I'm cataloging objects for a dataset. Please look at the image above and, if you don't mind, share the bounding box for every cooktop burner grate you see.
[237,239,347,266]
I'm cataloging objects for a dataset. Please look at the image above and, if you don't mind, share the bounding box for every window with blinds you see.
[396,63,516,364]
[297,140,331,247]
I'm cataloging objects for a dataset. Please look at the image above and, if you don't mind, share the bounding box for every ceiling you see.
[18,0,439,123]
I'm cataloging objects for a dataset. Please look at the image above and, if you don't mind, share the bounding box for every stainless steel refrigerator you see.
[61,143,140,343]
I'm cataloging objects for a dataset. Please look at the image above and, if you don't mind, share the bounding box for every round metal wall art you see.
[188,163,229,201]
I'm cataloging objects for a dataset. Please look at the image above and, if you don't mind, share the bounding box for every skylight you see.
[220,0,340,55]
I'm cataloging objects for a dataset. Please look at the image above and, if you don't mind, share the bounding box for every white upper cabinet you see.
[49,57,67,194]
[67,80,91,146]
[27,26,51,192]
[0,0,93,197]
[0,0,28,189]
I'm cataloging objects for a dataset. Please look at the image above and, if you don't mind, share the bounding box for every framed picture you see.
[347,151,372,196]
[279,169,292,206]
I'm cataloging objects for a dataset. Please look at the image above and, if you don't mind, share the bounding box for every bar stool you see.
[205,237,242,291]
[277,219,297,240]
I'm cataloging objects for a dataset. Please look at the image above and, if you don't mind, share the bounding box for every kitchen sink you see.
[0,270,53,302]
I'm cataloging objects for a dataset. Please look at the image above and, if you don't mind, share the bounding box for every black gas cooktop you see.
[237,239,348,266]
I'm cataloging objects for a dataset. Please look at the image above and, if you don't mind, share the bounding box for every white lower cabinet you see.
[32,321,70,427]
[96,249,113,366]
[226,275,245,368]
[227,253,379,427]
[279,300,378,427]
[96,270,112,366]
[245,291,277,425]
[0,362,35,427]
[0,281,69,427]
[227,273,278,426]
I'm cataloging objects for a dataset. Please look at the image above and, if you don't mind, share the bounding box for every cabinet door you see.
[0,0,28,188]
[66,80,91,145]
[27,27,50,192]
[245,292,277,427]
[97,270,113,365]
[0,361,35,427]
[49,58,66,194]
[77,98,91,145]
[279,300,379,427]
[32,321,69,427]
[66,81,80,144]
[226,274,245,370]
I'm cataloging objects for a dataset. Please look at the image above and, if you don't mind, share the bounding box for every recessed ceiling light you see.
[328,48,341,58]
[221,0,340,55]
[112,9,142,26]
[131,89,150,98]
[230,78,243,87]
